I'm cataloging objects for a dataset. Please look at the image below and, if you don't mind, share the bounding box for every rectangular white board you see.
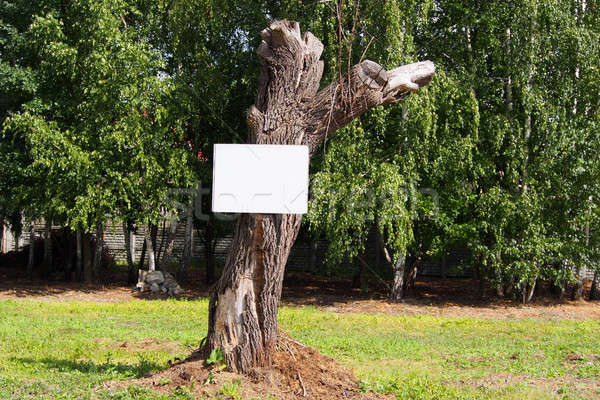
[212,144,309,214]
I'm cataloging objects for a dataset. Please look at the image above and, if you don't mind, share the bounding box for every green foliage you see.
[205,347,226,371]
[1,0,599,295]
[308,0,600,297]
[219,378,242,400]
[0,0,195,231]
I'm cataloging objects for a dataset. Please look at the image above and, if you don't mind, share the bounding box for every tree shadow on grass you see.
[10,356,163,378]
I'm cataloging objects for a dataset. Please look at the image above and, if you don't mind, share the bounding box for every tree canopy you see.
[1,0,599,301]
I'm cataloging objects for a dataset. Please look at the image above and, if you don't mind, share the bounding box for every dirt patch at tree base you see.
[103,331,392,400]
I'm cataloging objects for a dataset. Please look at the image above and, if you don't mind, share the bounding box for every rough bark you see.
[205,20,435,373]
[206,213,302,372]
[387,248,406,302]
[378,230,405,302]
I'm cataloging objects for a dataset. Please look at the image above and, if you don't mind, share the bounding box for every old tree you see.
[205,20,435,372]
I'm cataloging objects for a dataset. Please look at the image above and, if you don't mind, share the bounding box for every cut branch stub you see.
[247,19,435,154]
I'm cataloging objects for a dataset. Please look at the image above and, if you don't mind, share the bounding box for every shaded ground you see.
[0,267,598,320]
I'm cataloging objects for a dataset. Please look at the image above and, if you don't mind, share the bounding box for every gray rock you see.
[145,271,164,285]
[170,286,183,296]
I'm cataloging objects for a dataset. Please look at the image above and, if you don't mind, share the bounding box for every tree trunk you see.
[92,224,104,281]
[13,229,20,252]
[76,228,82,281]
[206,213,302,372]
[83,233,92,284]
[388,253,406,302]
[156,217,167,263]
[150,223,158,258]
[64,228,73,281]
[124,223,137,285]
[138,233,147,270]
[526,279,537,303]
[42,220,52,278]
[378,230,406,301]
[309,239,318,273]
[204,215,216,284]
[145,227,156,272]
[178,205,193,283]
[27,223,35,280]
[204,20,435,373]
[159,218,177,270]
[572,271,584,301]
[589,271,599,300]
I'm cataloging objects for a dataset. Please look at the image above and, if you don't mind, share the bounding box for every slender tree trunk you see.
[526,279,537,303]
[572,271,584,301]
[42,220,52,278]
[205,240,215,284]
[156,217,167,263]
[378,231,405,301]
[178,206,193,283]
[589,271,599,300]
[92,224,104,282]
[309,240,318,273]
[150,223,158,260]
[159,218,178,270]
[27,223,35,280]
[13,230,20,252]
[83,233,92,284]
[204,215,216,284]
[138,233,147,270]
[388,254,406,302]
[495,251,504,297]
[64,228,73,281]
[76,228,82,281]
[204,20,435,373]
[404,260,418,291]
[145,227,156,272]
[124,223,137,285]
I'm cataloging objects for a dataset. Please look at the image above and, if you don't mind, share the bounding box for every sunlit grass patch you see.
[0,299,598,399]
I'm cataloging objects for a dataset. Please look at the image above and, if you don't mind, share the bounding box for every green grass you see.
[0,299,598,399]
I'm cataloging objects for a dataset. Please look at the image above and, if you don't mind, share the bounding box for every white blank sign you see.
[212,144,309,214]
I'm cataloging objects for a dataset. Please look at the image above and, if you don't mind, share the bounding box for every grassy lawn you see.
[0,299,598,399]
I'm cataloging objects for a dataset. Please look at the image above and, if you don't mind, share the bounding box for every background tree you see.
[1,0,195,280]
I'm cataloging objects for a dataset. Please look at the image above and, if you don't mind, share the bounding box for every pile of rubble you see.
[136,270,183,296]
